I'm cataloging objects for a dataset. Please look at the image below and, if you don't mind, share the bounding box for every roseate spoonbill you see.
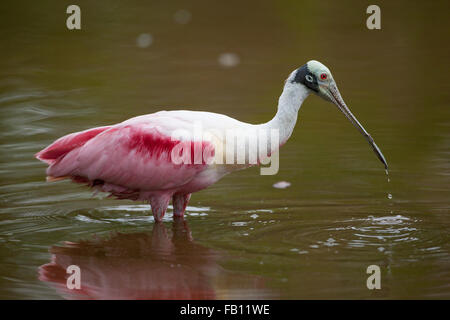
[35,60,388,222]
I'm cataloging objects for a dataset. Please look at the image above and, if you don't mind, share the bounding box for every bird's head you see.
[292,60,388,169]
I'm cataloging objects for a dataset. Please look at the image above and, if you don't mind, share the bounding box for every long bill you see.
[328,83,388,170]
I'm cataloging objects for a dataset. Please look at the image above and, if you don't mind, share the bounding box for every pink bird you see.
[36,61,387,222]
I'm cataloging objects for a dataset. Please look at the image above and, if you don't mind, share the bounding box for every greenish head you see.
[292,60,388,169]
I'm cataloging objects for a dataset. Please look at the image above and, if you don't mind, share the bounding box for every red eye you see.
[320,73,327,80]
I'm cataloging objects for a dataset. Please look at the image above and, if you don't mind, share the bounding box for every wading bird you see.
[36,60,388,222]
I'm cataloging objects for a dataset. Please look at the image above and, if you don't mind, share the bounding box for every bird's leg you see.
[150,194,171,222]
[172,193,191,218]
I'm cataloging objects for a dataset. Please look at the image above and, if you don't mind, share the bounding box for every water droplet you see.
[136,33,153,48]
[218,53,240,68]
[387,193,393,200]
[273,181,291,189]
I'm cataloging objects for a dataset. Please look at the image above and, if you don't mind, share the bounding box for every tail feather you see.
[35,126,111,165]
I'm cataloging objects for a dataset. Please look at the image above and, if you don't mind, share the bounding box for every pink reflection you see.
[39,218,271,299]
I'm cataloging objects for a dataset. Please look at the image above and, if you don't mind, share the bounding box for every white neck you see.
[259,81,310,150]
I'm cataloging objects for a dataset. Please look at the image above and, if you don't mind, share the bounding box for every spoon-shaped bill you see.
[329,83,388,169]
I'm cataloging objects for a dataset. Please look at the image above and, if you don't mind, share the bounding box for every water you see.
[1,0,449,299]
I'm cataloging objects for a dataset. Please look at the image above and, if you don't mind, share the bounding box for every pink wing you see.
[36,126,111,165]
[36,119,213,199]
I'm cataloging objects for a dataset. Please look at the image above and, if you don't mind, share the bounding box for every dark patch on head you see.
[292,64,319,92]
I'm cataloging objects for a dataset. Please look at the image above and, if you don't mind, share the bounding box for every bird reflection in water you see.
[39,218,273,299]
